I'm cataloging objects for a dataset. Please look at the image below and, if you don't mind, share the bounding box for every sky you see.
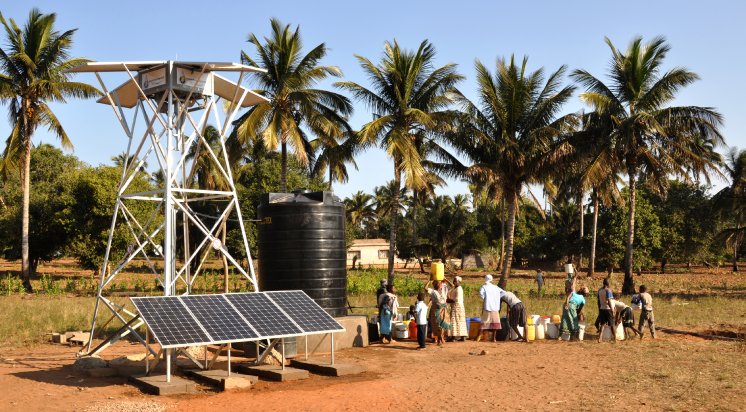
[2,1,745,201]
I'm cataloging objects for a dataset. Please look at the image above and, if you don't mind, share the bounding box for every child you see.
[415,292,428,349]
[406,305,416,321]
[613,294,641,339]
[638,285,656,339]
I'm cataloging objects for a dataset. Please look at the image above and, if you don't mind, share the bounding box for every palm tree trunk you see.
[589,190,599,278]
[734,240,740,272]
[387,162,401,285]
[498,190,517,289]
[578,192,584,270]
[20,123,33,293]
[499,197,506,271]
[280,142,288,193]
[328,167,333,192]
[623,170,637,294]
[412,191,425,273]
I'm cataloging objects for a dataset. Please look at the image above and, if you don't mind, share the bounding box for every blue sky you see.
[2,1,745,200]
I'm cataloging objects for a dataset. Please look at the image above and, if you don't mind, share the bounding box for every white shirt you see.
[448,285,464,305]
[501,291,521,308]
[479,282,503,312]
[414,301,428,325]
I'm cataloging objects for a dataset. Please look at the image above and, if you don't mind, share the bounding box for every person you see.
[597,278,616,342]
[613,295,641,339]
[638,285,656,339]
[415,292,428,349]
[560,286,588,339]
[377,284,399,344]
[501,290,527,342]
[535,270,545,295]
[406,304,416,321]
[427,280,451,345]
[376,279,388,302]
[447,276,467,342]
[478,274,503,341]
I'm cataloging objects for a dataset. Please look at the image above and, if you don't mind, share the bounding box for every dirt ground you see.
[1,330,744,412]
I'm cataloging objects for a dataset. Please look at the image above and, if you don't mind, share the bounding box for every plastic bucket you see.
[564,263,574,274]
[468,321,481,340]
[560,332,571,341]
[546,323,559,339]
[551,314,561,324]
[394,323,408,339]
[578,323,586,341]
[509,326,525,341]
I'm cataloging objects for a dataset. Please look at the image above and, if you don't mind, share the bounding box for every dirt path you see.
[2,332,744,411]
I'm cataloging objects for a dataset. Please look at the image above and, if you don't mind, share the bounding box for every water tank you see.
[257,190,347,317]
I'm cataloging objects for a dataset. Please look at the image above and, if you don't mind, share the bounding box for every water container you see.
[526,324,536,341]
[535,323,545,339]
[258,191,347,317]
[394,322,408,339]
[546,323,559,339]
[468,321,481,340]
[551,314,561,324]
[615,323,626,340]
[496,317,509,341]
[564,263,574,274]
[578,323,586,341]
[431,262,444,281]
[408,319,418,340]
[530,315,540,325]
[509,326,524,341]
[560,332,571,341]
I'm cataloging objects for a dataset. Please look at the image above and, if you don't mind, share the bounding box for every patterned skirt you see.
[450,303,467,337]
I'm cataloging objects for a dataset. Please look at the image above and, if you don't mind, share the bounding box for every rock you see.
[73,355,108,370]
[479,350,488,356]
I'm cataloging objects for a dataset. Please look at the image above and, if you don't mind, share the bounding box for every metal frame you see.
[70,61,268,360]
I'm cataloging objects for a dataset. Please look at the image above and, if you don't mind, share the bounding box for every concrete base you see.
[128,374,197,395]
[290,359,366,377]
[185,369,258,391]
[235,364,309,382]
[300,315,368,357]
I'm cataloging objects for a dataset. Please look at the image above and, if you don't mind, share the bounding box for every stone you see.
[73,356,108,370]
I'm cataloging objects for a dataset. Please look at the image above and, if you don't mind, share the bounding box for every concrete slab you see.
[128,374,197,396]
[290,359,366,377]
[185,369,258,391]
[235,364,309,382]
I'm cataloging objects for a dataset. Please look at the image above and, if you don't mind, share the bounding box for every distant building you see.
[346,238,407,268]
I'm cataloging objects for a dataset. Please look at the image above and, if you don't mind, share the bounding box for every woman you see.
[560,285,588,340]
[447,276,467,341]
[377,284,399,343]
[427,280,450,345]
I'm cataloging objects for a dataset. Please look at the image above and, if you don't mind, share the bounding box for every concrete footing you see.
[290,359,366,377]
[185,369,258,391]
[128,374,197,395]
[236,364,309,382]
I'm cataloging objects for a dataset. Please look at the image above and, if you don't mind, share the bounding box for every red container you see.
[408,320,418,340]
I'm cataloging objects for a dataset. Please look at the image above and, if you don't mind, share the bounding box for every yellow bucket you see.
[526,324,536,341]
[431,262,444,281]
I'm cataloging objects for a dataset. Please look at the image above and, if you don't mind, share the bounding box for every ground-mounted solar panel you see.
[225,293,303,337]
[265,290,344,333]
[131,296,211,347]
[181,294,259,343]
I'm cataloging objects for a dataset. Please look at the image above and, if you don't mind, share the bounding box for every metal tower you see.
[69,61,269,356]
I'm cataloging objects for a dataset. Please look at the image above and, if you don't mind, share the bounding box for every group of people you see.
[558,272,657,342]
[376,269,657,349]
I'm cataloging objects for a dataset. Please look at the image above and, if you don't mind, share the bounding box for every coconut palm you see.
[235,18,353,193]
[0,9,99,291]
[344,191,376,238]
[449,56,576,288]
[311,132,362,192]
[425,195,469,263]
[336,39,462,284]
[713,148,746,272]
[572,36,724,293]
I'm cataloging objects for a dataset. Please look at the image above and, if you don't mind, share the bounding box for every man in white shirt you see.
[478,274,503,341]
[501,291,527,342]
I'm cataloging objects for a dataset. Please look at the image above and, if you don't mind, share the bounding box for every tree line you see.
[1,10,743,293]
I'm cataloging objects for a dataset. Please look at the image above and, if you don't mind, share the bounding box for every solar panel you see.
[225,293,303,337]
[131,296,211,347]
[181,294,258,342]
[266,291,344,333]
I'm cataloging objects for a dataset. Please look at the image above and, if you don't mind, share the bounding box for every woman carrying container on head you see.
[426,279,451,345]
[447,276,467,342]
[377,284,399,344]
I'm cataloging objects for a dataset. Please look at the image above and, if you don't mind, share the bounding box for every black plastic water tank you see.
[257,190,347,317]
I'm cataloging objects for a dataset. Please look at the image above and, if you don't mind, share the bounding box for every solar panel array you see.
[131,291,344,348]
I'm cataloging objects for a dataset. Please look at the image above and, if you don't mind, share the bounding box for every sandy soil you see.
[1,331,744,412]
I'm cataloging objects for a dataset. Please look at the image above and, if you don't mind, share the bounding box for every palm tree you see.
[572,36,724,293]
[311,132,361,192]
[336,40,462,284]
[235,18,353,193]
[0,9,99,291]
[450,56,576,288]
[713,148,746,272]
[425,195,469,263]
[344,191,376,238]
